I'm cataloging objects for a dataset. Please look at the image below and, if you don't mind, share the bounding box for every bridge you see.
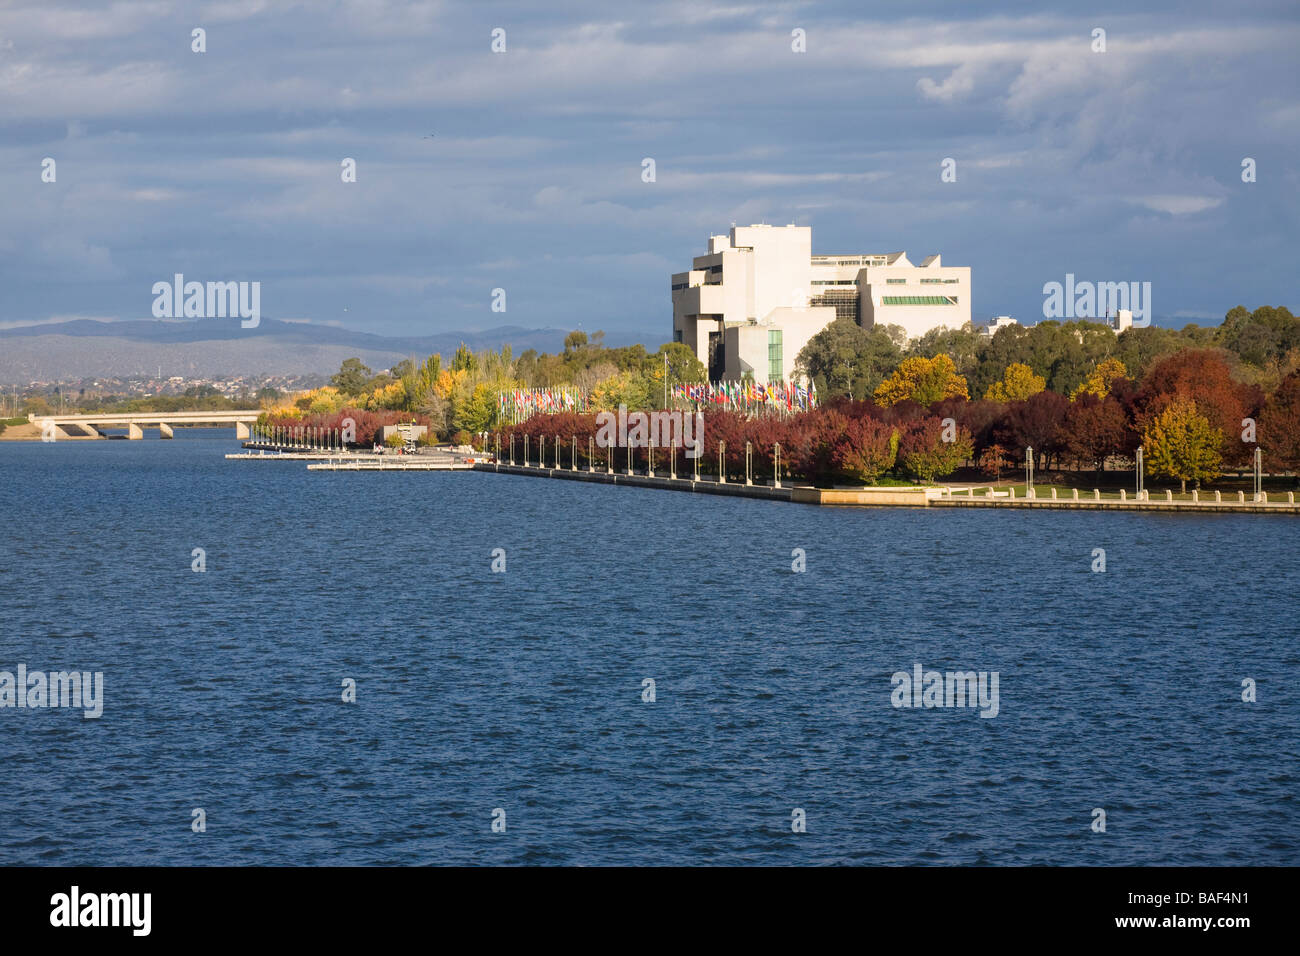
[30,410,261,440]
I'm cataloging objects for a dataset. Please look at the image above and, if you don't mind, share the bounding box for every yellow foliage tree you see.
[266,385,346,420]
[1142,399,1223,493]
[984,363,1046,402]
[366,381,407,411]
[1070,358,1128,400]
[873,355,969,407]
[434,368,467,400]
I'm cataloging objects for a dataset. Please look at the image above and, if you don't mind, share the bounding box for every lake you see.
[1,430,1296,864]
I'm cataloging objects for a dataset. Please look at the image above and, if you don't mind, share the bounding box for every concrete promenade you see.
[478,462,793,501]
[472,461,1300,514]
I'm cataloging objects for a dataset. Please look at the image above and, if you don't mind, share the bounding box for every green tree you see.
[795,319,903,399]
[331,358,372,396]
[451,343,478,374]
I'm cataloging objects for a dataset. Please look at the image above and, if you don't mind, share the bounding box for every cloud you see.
[917,63,978,102]
[1129,195,1226,215]
[0,2,1295,342]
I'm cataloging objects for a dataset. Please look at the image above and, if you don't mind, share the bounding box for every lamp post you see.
[774,442,781,488]
[588,436,594,472]
[745,441,752,486]
[1026,446,1034,497]
[718,440,726,484]
[648,437,655,478]
[670,439,676,480]
[1255,446,1262,501]
[1136,445,1144,499]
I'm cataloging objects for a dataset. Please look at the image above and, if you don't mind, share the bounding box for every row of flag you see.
[498,380,818,423]
[671,380,818,412]
[499,387,589,422]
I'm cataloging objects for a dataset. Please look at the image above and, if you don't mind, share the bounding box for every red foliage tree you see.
[995,390,1069,470]
[1136,349,1257,466]
[1063,393,1133,478]
[1259,370,1300,473]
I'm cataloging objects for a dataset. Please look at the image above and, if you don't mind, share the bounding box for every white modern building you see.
[671,224,971,383]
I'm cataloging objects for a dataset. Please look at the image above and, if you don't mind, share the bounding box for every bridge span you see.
[30,410,261,439]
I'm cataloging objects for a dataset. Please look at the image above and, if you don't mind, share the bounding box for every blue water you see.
[1,430,1296,865]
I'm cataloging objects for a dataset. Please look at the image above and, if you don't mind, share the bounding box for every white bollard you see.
[1120,489,1127,501]
[1215,490,1222,503]
[1192,490,1199,503]
[1093,489,1100,500]
[1166,489,1173,502]
[1051,488,1058,499]
[1072,488,1079,500]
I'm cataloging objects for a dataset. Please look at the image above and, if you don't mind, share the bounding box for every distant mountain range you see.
[0,318,578,382]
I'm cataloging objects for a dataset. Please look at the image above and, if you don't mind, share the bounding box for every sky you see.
[1,0,1297,343]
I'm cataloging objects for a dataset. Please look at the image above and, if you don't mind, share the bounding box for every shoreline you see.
[472,462,1300,514]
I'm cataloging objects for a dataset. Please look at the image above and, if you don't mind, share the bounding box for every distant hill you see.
[0,318,575,382]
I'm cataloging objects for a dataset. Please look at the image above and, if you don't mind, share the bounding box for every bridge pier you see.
[127,423,143,440]
[159,423,174,439]
[236,421,251,440]
[58,423,99,438]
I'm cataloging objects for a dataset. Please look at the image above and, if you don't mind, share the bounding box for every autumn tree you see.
[1070,358,1128,400]
[1142,399,1223,493]
[899,417,973,484]
[1063,393,1131,480]
[1259,370,1300,472]
[828,416,895,484]
[873,354,969,407]
[995,390,1069,469]
[984,362,1046,402]
[1137,348,1256,467]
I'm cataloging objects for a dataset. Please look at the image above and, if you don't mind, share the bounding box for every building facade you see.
[671,224,971,383]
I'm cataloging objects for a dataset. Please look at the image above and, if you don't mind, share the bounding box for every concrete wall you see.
[860,258,971,338]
